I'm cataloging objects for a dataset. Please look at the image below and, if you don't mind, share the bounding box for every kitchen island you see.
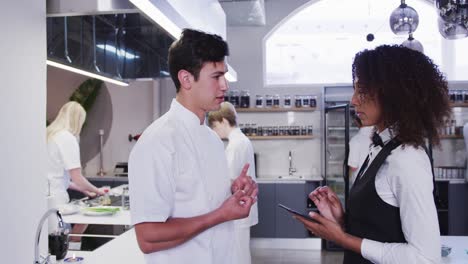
[67,229,468,263]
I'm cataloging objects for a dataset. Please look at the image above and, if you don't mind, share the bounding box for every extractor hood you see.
[46,0,237,82]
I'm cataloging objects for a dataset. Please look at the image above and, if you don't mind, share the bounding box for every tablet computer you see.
[277,203,318,223]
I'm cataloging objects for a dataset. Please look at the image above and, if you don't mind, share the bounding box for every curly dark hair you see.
[352,45,451,147]
[168,28,229,92]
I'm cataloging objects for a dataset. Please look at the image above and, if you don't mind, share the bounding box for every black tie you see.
[372,132,384,147]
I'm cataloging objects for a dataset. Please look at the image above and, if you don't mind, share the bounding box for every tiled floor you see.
[252,248,344,264]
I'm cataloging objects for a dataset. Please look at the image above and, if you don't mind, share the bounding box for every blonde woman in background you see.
[47,101,105,246]
[208,102,259,264]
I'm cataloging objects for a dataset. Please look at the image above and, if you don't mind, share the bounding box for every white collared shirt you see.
[348,126,373,183]
[359,128,441,264]
[128,99,238,264]
[226,128,259,228]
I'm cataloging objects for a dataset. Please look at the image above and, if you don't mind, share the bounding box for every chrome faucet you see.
[288,150,297,177]
[34,209,69,264]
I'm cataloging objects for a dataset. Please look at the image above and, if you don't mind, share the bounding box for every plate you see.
[81,206,120,216]
[58,204,79,216]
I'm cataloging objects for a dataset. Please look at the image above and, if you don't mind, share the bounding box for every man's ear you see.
[178,70,192,91]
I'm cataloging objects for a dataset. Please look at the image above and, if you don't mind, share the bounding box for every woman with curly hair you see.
[295,45,451,264]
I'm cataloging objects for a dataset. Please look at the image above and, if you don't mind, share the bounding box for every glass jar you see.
[240,90,250,108]
[283,95,292,108]
[464,90,468,103]
[244,123,251,136]
[307,125,313,135]
[255,95,264,108]
[295,95,302,108]
[257,126,263,136]
[310,95,317,108]
[273,94,280,108]
[251,123,257,136]
[302,95,310,107]
[455,90,463,102]
[265,95,273,108]
[121,186,130,210]
[449,90,456,103]
[229,90,240,108]
[301,126,307,135]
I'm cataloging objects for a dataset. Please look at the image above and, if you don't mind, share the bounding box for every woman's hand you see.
[295,212,345,242]
[309,186,344,226]
[294,212,362,254]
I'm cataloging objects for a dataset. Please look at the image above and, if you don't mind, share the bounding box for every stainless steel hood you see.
[46,0,238,82]
[46,0,175,80]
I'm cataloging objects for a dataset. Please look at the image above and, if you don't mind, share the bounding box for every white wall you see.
[226,0,322,178]
[47,66,157,176]
[85,80,157,176]
[0,1,47,263]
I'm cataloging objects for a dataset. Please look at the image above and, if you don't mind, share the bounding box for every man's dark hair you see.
[352,45,451,147]
[168,28,229,92]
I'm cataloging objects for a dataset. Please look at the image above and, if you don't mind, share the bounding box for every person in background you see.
[128,29,258,264]
[46,101,105,245]
[348,113,373,185]
[208,101,259,264]
[295,45,451,264]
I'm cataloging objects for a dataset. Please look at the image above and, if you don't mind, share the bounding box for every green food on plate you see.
[84,207,120,213]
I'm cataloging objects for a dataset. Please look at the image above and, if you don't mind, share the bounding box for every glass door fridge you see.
[322,86,356,250]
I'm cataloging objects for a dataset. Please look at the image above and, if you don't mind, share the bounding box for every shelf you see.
[327,126,359,131]
[327,160,343,165]
[440,135,463,139]
[450,102,468,108]
[247,135,314,140]
[236,107,316,113]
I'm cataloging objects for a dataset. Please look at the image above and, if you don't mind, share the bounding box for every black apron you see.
[343,139,406,264]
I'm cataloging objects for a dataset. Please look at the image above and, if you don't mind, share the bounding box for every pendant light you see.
[402,33,424,53]
[436,0,468,39]
[389,0,419,35]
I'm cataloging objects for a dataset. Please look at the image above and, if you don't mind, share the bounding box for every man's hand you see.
[309,186,344,226]
[218,190,256,221]
[231,163,258,198]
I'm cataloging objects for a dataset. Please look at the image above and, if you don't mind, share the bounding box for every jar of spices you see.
[229,90,240,108]
[283,95,292,108]
[295,95,302,108]
[273,94,280,108]
[255,95,264,108]
[265,95,273,108]
[310,96,317,108]
[240,90,250,108]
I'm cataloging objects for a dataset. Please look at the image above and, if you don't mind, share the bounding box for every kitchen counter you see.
[257,177,322,183]
[71,229,468,263]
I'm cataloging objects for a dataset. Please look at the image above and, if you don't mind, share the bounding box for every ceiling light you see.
[96,44,140,59]
[436,0,468,39]
[47,60,129,86]
[389,0,419,35]
[402,33,424,53]
[129,0,181,39]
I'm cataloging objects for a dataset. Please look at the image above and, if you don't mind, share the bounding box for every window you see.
[264,0,462,86]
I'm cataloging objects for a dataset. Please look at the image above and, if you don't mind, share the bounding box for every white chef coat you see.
[348,126,373,184]
[464,123,468,181]
[359,128,441,264]
[128,99,239,264]
[46,130,81,204]
[226,128,259,228]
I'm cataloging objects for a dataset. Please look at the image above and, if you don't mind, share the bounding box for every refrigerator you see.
[321,85,356,250]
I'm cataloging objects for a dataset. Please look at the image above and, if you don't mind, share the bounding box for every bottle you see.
[295,95,302,107]
[121,186,130,210]
[273,94,280,108]
[283,95,292,108]
[265,95,273,108]
[240,90,250,108]
[255,95,264,108]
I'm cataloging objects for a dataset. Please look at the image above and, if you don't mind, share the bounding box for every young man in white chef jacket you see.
[128,28,258,264]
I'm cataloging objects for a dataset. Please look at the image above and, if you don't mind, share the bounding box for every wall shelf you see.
[440,135,463,139]
[450,102,468,108]
[236,107,316,113]
[247,135,314,140]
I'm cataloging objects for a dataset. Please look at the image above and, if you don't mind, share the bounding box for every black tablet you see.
[277,203,318,223]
